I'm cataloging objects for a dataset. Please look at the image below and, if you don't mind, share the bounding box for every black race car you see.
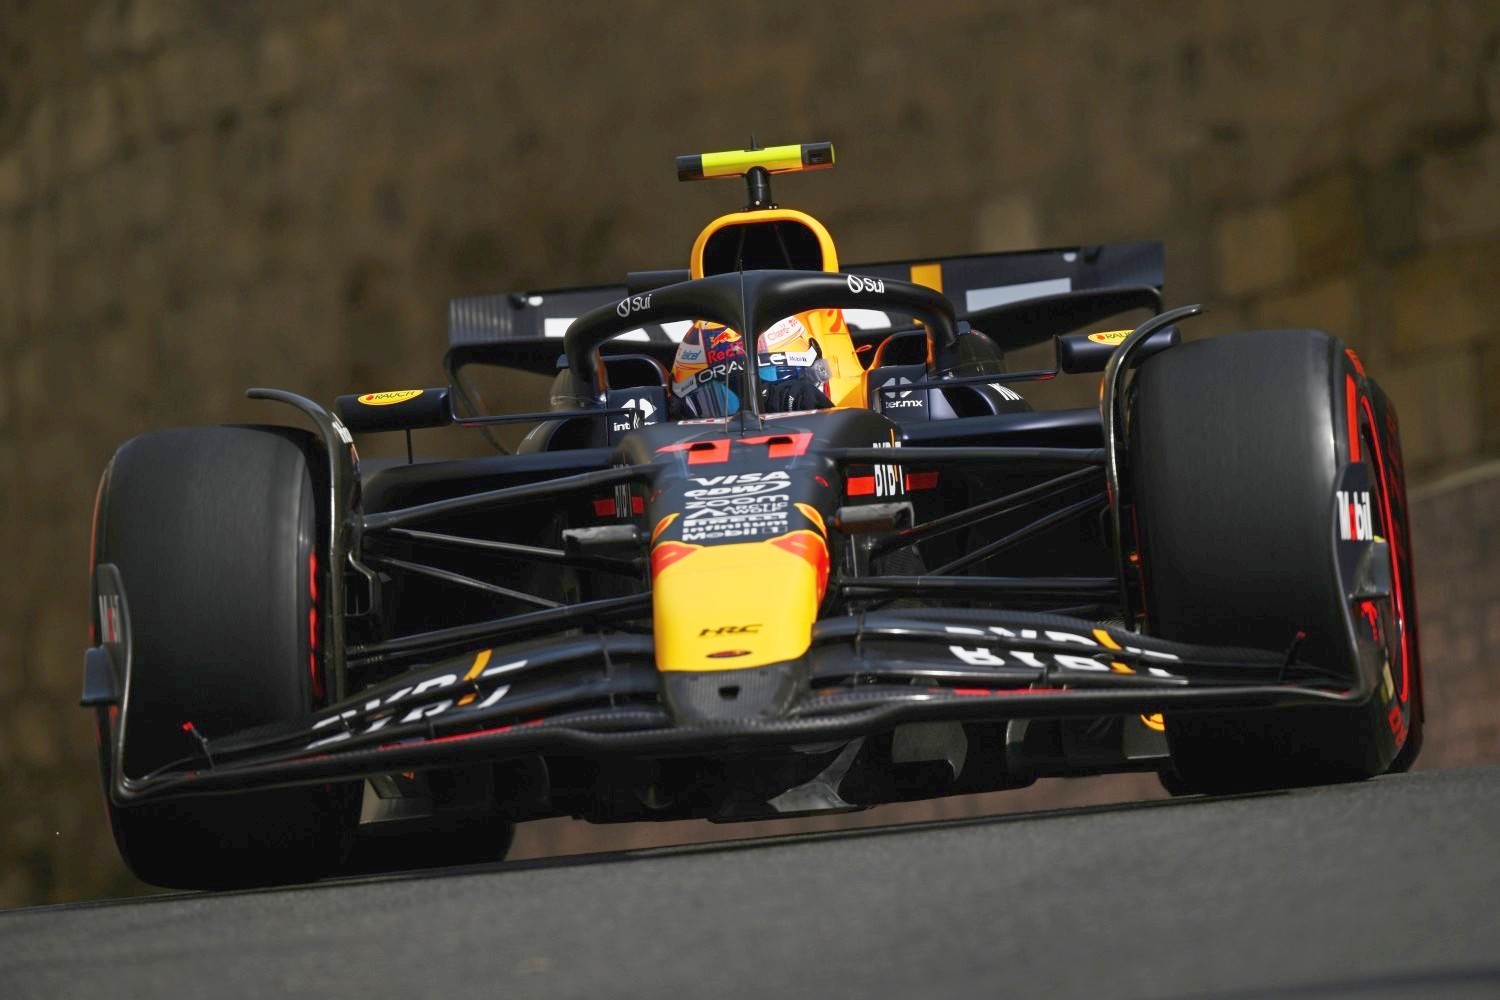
[85,143,1422,888]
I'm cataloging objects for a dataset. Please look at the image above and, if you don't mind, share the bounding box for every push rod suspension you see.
[826,446,1105,467]
[838,575,1118,596]
[363,465,646,533]
[929,493,1107,576]
[871,466,1102,556]
[379,527,641,575]
[348,593,651,667]
[363,554,562,609]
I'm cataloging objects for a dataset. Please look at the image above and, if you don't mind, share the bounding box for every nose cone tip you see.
[660,661,808,725]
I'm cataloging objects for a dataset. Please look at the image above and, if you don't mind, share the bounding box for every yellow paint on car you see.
[357,389,424,406]
[908,262,943,293]
[653,532,828,671]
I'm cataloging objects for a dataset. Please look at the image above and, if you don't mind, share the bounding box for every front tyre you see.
[93,426,360,889]
[1130,329,1421,793]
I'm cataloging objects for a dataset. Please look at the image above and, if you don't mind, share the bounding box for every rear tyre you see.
[93,426,360,889]
[1131,330,1419,794]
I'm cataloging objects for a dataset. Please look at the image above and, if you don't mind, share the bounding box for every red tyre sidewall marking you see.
[1361,396,1411,707]
[308,551,324,702]
[1346,368,1412,748]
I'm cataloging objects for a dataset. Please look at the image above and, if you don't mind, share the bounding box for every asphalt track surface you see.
[3,765,1499,999]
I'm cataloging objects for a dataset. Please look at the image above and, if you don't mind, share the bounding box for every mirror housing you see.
[334,388,453,433]
[1056,326,1179,374]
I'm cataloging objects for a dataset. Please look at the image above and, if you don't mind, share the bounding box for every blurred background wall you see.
[1,0,1497,906]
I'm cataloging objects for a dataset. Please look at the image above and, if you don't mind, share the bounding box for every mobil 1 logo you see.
[1337,488,1373,542]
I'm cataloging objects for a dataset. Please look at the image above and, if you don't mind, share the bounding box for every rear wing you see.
[445,241,1163,376]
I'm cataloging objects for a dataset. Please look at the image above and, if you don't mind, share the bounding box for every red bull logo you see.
[706,328,746,364]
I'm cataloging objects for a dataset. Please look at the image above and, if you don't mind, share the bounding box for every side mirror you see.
[1056,326,1179,374]
[333,388,453,433]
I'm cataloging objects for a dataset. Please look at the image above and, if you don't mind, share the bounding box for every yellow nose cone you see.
[651,531,829,671]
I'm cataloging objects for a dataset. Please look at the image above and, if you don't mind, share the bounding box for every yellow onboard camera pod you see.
[676,142,835,210]
[676,142,835,181]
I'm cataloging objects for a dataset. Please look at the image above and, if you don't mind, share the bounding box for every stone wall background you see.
[1,0,1497,906]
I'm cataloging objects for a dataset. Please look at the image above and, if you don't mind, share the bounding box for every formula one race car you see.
[85,142,1422,888]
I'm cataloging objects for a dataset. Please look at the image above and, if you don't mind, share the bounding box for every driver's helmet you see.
[671,313,832,417]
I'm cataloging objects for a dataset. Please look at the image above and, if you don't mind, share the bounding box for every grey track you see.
[4,765,1499,999]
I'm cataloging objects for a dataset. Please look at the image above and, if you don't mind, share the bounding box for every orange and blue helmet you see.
[670,315,832,417]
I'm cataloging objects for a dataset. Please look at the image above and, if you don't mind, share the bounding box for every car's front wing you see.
[89,460,1392,805]
[93,602,1381,806]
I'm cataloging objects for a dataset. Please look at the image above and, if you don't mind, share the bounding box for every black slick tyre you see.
[92,426,359,889]
[1130,329,1420,793]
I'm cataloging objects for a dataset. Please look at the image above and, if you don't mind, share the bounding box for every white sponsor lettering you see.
[760,349,819,368]
[412,674,457,697]
[473,684,512,709]
[612,397,659,433]
[680,499,791,540]
[686,482,787,498]
[938,624,1181,677]
[480,659,527,679]
[682,512,787,523]
[760,316,806,349]
[949,645,1008,667]
[685,494,790,511]
[680,522,789,541]
[690,472,790,487]
[696,360,744,384]
[1337,489,1374,542]
[1045,630,1095,647]
[616,293,653,318]
[400,700,453,724]
[1009,649,1046,669]
[1055,654,1110,672]
[304,662,524,749]
[872,440,904,498]
[1122,645,1179,662]
[882,376,926,410]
